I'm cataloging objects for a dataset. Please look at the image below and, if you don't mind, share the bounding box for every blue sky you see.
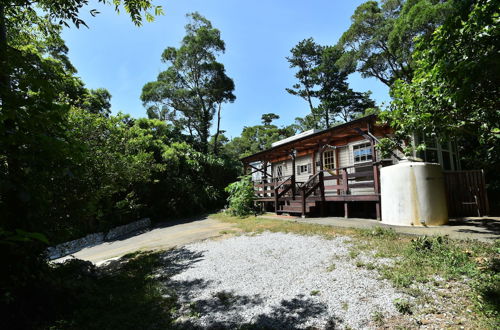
[62,0,389,138]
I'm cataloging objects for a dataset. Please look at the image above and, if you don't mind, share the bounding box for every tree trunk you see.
[213,102,222,155]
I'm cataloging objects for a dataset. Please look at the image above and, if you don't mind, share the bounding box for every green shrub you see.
[393,298,413,315]
[225,176,256,216]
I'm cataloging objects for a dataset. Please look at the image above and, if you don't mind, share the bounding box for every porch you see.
[252,161,381,219]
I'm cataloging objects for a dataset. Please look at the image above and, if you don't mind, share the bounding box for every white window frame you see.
[297,163,311,175]
[352,141,373,164]
[323,149,336,170]
[416,134,460,171]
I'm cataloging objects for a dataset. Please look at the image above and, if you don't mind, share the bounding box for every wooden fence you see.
[443,170,489,217]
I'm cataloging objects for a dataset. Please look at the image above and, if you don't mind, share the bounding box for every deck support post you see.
[318,144,326,216]
[319,171,325,217]
[291,150,296,199]
[274,186,279,215]
[373,163,381,220]
[342,167,349,218]
[262,161,268,197]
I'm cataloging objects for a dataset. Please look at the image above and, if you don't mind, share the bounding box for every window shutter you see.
[297,165,300,175]
[307,163,311,173]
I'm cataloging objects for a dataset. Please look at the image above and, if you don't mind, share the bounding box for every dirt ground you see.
[55,216,238,265]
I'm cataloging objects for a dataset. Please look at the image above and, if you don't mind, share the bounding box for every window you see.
[353,143,373,163]
[297,164,311,175]
[323,149,336,169]
[418,134,459,170]
[276,165,283,178]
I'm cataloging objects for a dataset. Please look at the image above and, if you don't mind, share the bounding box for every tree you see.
[141,13,235,153]
[0,4,163,326]
[336,0,456,87]
[261,113,279,126]
[0,1,162,232]
[81,88,112,116]
[287,42,376,130]
[286,38,322,121]
[225,123,296,158]
[382,0,499,200]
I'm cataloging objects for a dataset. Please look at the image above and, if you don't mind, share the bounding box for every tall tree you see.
[336,0,456,87]
[286,38,322,123]
[141,13,235,153]
[288,42,376,130]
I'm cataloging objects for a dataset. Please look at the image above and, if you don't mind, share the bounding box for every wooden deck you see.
[253,162,381,218]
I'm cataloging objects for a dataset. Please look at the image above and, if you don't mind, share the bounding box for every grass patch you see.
[310,290,320,296]
[371,310,384,326]
[393,298,413,315]
[211,213,500,328]
[219,229,238,235]
[326,264,336,272]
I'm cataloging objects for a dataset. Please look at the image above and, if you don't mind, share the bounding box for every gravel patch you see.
[164,232,409,329]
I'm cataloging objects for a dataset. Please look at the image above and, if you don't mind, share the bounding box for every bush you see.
[225,176,255,216]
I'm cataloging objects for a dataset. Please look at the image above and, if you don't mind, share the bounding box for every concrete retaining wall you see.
[47,218,151,260]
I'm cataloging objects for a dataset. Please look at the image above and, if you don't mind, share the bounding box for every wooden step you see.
[286,201,316,207]
[277,206,316,214]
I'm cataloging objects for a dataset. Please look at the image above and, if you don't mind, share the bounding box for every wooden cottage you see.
[240,115,486,219]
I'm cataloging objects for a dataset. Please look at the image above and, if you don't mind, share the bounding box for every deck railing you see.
[252,161,381,218]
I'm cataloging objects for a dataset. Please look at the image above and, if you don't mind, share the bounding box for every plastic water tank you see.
[380,162,448,226]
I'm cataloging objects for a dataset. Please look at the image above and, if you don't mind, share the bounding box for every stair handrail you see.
[300,171,324,199]
[274,175,294,198]
[300,171,321,189]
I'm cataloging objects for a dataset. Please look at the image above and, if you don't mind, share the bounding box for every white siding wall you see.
[269,137,388,197]
[295,155,313,183]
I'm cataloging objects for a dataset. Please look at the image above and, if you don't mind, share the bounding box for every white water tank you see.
[381,162,448,226]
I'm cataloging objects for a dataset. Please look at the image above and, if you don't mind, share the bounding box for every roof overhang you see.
[240,115,384,163]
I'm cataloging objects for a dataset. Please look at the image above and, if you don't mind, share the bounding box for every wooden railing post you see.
[342,168,349,195]
[291,174,296,200]
[301,187,306,218]
[319,171,325,216]
[342,167,349,218]
[373,162,381,220]
[274,186,279,215]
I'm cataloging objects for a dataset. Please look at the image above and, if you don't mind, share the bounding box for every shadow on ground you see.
[449,217,500,237]
[37,244,343,329]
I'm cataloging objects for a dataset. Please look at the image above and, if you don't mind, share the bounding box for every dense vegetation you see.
[0,3,239,327]
[0,0,498,328]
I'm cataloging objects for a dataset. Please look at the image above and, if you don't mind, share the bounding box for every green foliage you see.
[80,88,112,116]
[383,0,500,200]
[224,123,296,158]
[337,0,456,86]
[286,38,375,130]
[141,12,235,153]
[393,298,413,315]
[2,0,162,28]
[261,113,280,126]
[225,176,256,216]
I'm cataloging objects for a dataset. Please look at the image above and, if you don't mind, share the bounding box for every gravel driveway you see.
[163,232,409,329]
